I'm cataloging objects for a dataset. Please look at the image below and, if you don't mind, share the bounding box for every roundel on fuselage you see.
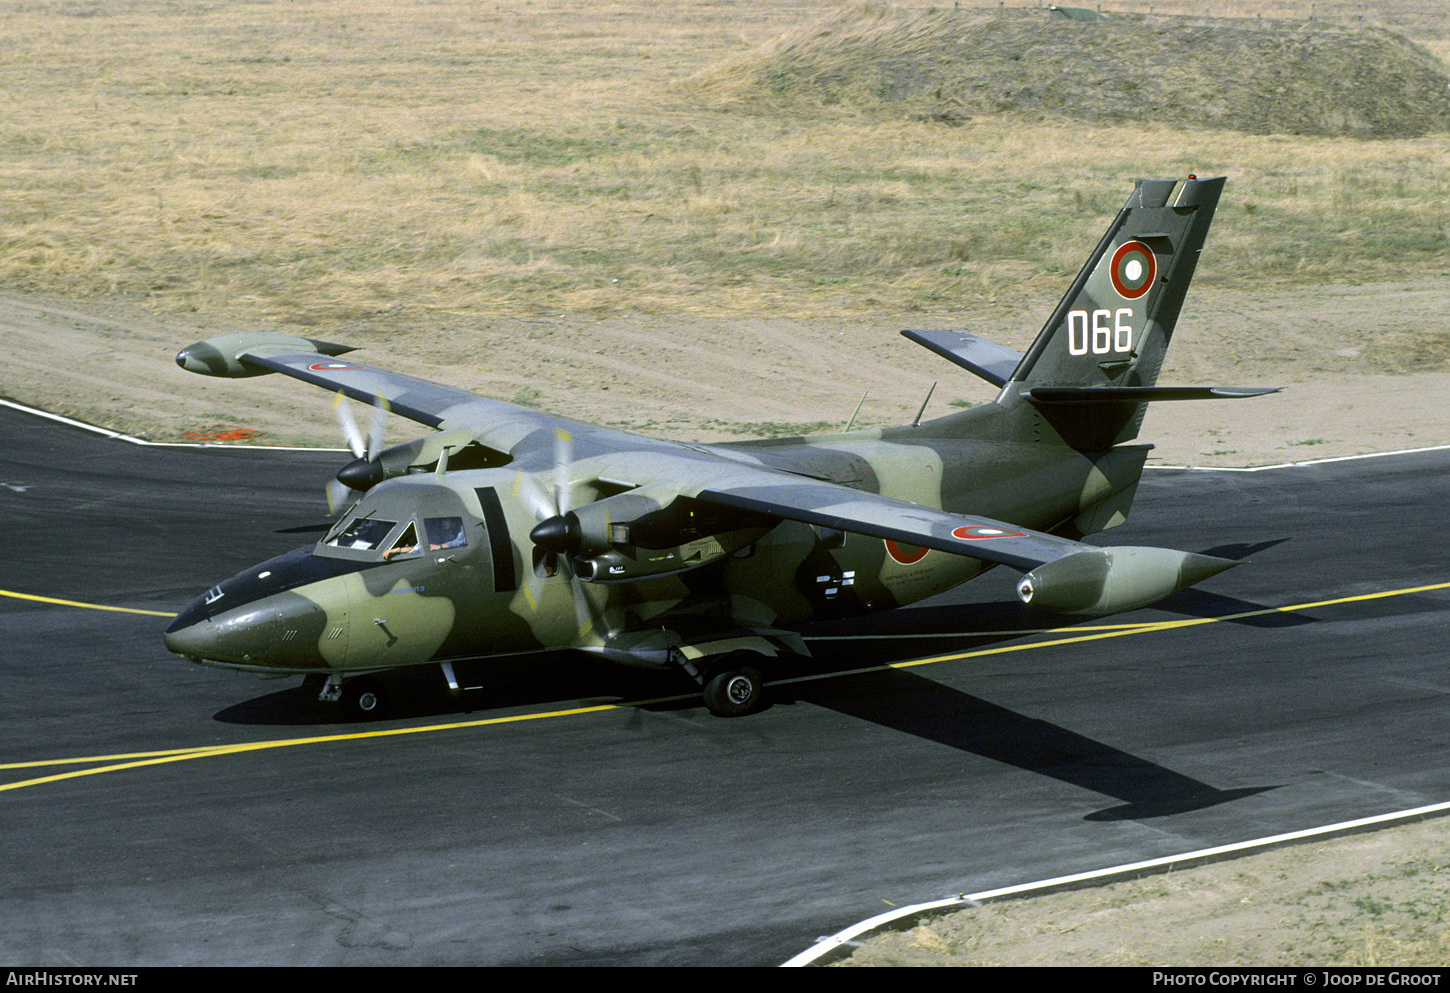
[884,539,929,565]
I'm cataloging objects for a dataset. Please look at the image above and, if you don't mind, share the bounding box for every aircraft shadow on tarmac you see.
[780,668,1276,821]
[213,597,1282,821]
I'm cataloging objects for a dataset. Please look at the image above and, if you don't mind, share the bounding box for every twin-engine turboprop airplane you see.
[165,176,1277,720]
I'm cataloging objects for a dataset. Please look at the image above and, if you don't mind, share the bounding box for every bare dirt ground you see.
[2,278,1445,467]
[837,818,1450,966]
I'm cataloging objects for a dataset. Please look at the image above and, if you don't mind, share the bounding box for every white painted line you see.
[781,799,1450,967]
[0,397,145,442]
[779,895,970,968]
[4,395,1449,468]
[0,398,343,452]
[1148,443,1450,472]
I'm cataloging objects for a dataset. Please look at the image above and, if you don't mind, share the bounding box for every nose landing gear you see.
[318,673,389,722]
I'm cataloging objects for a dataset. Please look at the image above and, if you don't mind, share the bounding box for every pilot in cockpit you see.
[383,516,467,560]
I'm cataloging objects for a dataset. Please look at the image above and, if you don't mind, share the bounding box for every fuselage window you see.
[327,517,398,551]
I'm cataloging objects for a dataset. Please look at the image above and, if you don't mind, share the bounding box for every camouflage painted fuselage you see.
[164,404,1143,674]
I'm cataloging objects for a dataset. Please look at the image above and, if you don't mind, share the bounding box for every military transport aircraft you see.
[165,176,1276,720]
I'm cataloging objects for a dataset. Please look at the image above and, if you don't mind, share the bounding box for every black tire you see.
[702,663,764,717]
[340,676,387,721]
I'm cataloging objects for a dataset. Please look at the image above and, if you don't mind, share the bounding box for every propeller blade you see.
[553,428,573,514]
[328,394,391,512]
[326,478,361,516]
[365,396,391,461]
[564,556,605,646]
[512,443,608,645]
[333,393,365,458]
[513,470,556,523]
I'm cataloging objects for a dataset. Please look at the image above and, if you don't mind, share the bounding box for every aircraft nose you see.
[166,583,340,670]
[163,599,279,666]
[162,618,212,661]
[165,545,356,670]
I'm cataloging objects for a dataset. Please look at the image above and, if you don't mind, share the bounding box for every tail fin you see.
[1003,176,1225,450]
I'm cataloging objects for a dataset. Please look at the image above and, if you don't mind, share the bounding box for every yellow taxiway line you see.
[3,580,1447,795]
[887,580,1450,670]
[0,588,177,617]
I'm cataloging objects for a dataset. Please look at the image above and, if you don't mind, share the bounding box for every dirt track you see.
[2,279,1446,467]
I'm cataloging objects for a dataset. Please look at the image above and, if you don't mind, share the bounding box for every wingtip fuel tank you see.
[1015,546,1240,616]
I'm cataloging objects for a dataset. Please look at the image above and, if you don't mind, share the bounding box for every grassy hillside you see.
[688,7,1450,137]
[1,1,1446,323]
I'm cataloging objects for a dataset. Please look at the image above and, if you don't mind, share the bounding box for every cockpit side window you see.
[424,517,467,551]
[383,522,421,560]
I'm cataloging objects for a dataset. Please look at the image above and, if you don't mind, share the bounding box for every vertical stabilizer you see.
[1003,176,1225,451]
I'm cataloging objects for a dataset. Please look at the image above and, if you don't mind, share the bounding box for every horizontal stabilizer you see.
[1023,385,1281,405]
[901,329,1023,387]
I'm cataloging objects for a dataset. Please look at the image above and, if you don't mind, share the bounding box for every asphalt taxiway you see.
[2,401,1448,966]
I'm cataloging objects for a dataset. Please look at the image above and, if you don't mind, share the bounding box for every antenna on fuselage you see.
[843,391,868,432]
[912,381,937,427]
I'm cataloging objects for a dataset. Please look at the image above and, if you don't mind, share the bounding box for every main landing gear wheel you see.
[702,661,765,717]
[340,676,387,722]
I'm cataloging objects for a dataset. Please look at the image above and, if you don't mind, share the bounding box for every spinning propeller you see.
[327,393,390,514]
[527,428,582,564]
[515,429,605,643]
[325,393,484,514]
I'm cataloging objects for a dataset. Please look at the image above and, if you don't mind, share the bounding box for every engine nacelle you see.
[535,490,778,580]
[567,492,669,551]
[1015,546,1238,615]
[573,527,767,583]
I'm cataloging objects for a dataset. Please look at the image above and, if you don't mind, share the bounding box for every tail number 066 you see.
[1068,309,1133,356]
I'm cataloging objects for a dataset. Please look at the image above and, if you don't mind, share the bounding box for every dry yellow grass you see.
[1,1,1446,325]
